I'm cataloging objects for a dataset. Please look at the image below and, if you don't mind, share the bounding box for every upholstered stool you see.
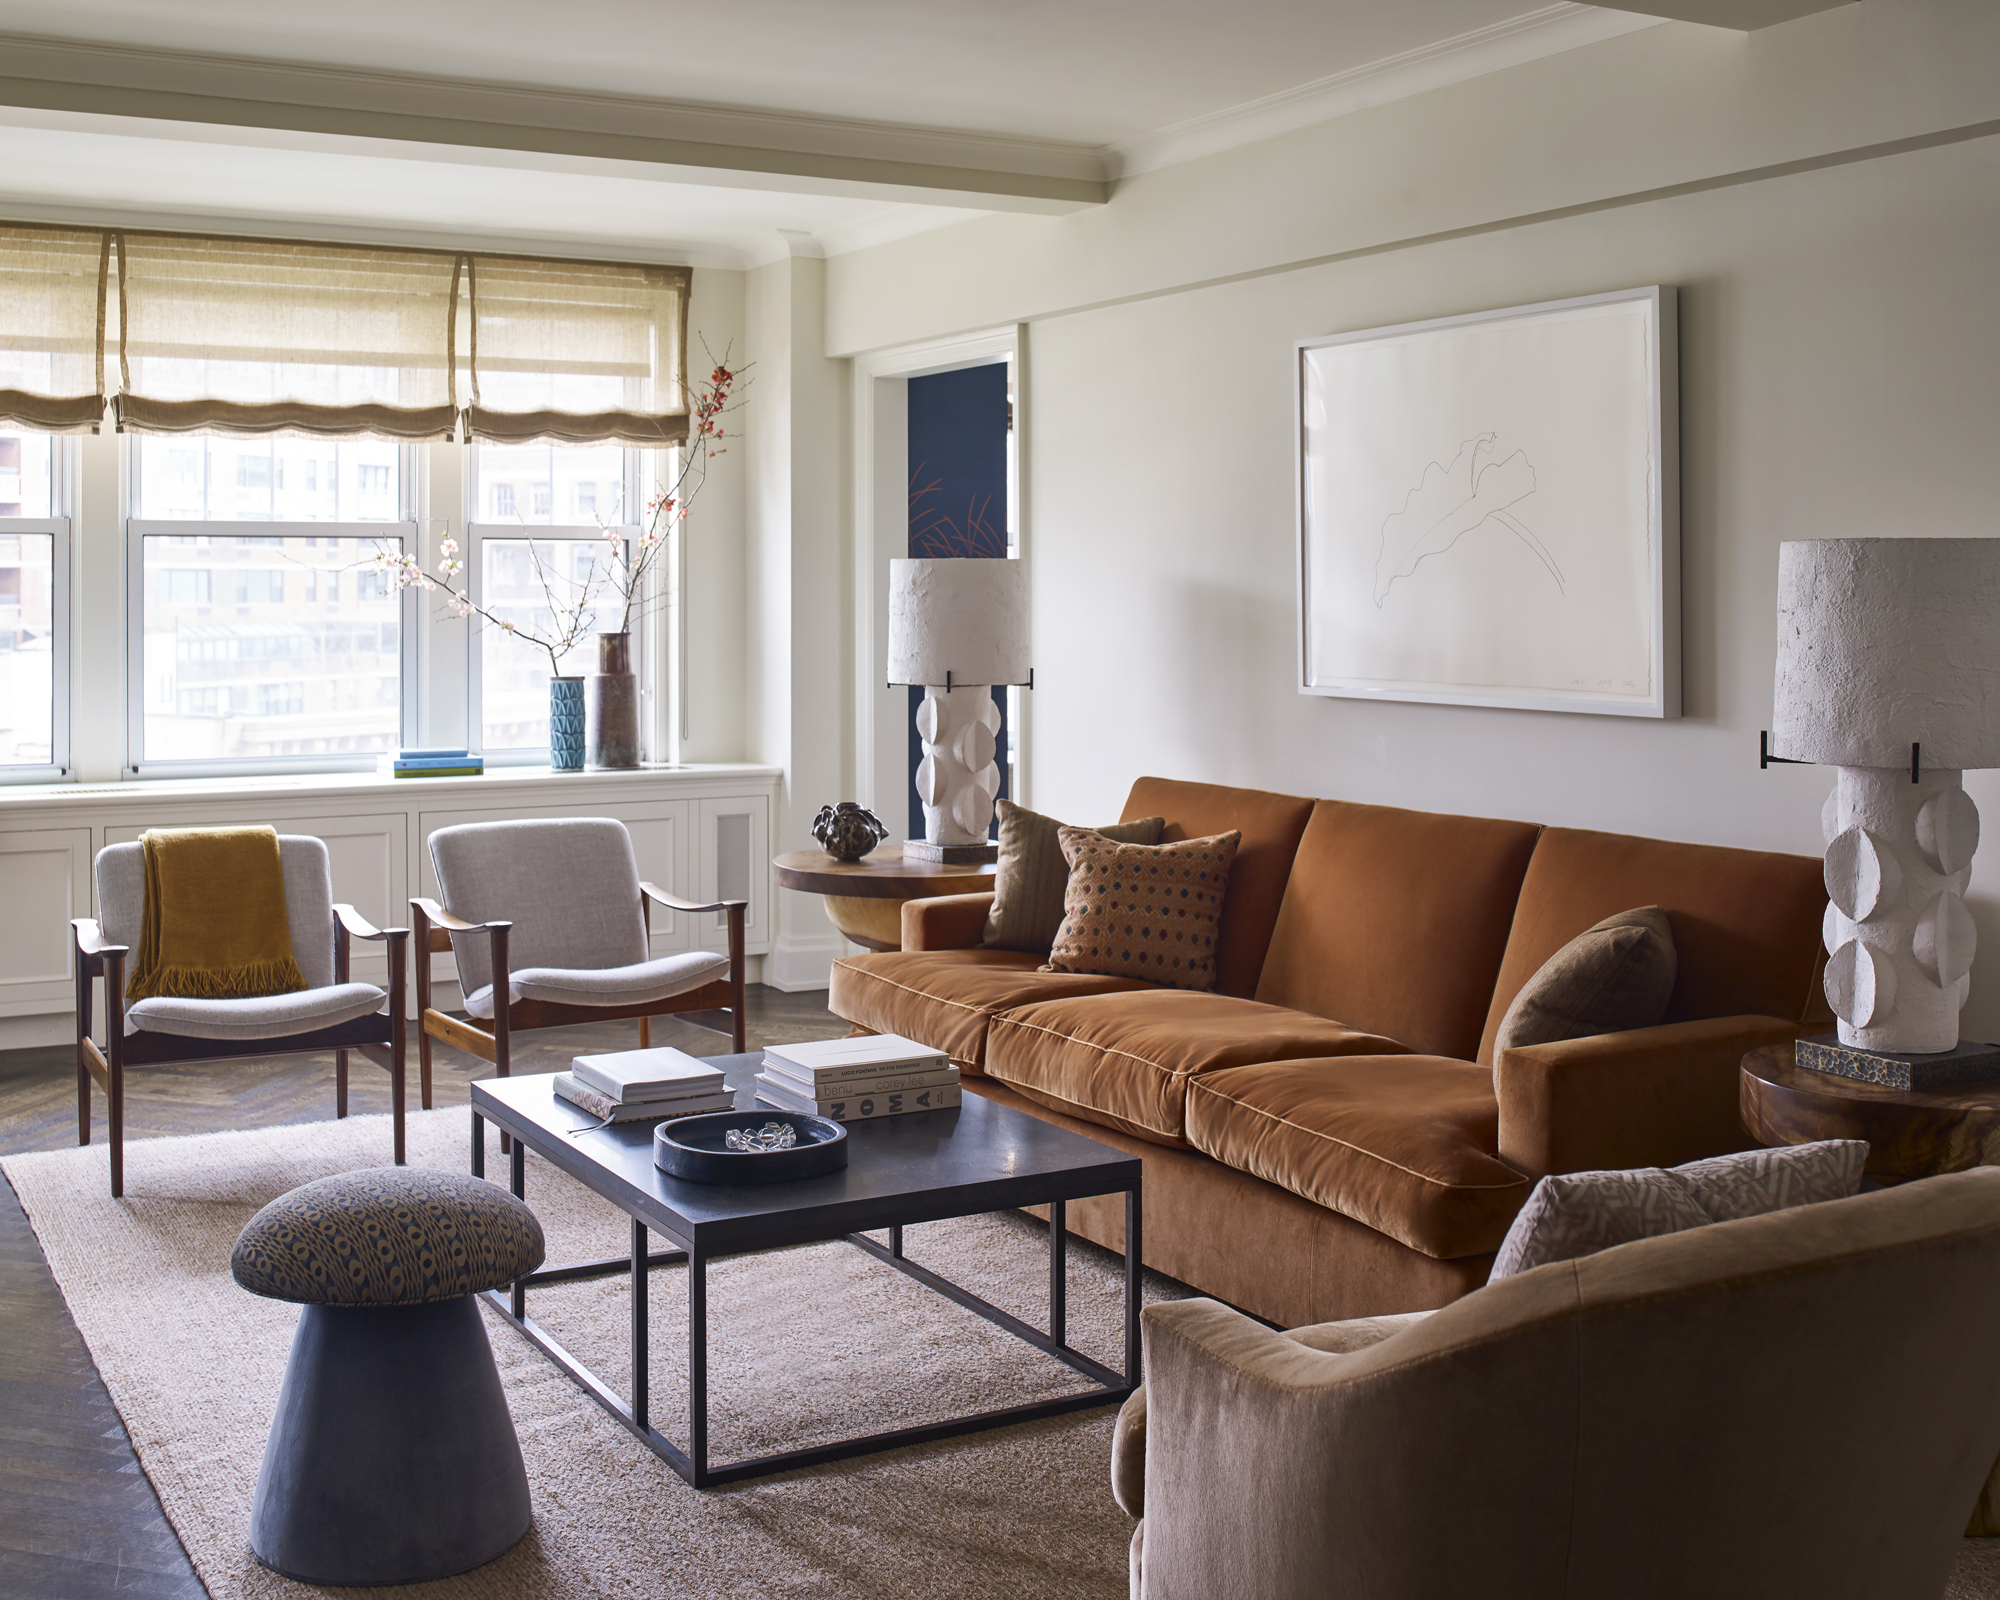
[232,1167,546,1586]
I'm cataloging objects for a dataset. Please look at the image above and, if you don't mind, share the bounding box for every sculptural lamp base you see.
[1820,765,1980,1055]
[912,685,1002,855]
[548,677,586,772]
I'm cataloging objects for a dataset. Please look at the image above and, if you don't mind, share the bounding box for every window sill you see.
[0,762,782,809]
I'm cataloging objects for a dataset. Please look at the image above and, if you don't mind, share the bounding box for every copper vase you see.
[585,631,640,769]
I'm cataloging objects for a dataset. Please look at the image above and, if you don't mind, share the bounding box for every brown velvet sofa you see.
[827,777,1831,1327]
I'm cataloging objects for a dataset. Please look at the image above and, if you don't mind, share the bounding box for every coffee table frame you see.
[469,1073,1143,1489]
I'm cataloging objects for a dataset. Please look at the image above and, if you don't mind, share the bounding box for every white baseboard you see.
[762,934,846,992]
[0,1013,73,1050]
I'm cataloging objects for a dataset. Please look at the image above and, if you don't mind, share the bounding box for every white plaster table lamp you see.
[1770,537,2000,1086]
[887,557,1030,864]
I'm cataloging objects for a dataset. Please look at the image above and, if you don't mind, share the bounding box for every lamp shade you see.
[1772,538,2000,770]
[886,557,1030,687]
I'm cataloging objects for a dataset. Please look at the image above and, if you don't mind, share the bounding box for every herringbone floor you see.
[0,987,840,1600]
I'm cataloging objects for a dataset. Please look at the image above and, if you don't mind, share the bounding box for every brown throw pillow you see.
[1487,1138,1868,1282]
[1492,905,1677,1055]
[1043,828,1240,991]
[983,800,1166,953]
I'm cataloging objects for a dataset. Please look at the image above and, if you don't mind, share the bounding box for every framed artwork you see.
[1295,285,1679,718]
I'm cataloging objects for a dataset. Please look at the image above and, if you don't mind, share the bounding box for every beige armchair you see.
[1116,1167,2000,1600]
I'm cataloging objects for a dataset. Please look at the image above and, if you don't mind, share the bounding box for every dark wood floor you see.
[0,987,840,1600]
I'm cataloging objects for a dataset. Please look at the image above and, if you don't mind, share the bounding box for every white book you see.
[555,1074,736,1123]
[759,1058,958,1098]
[755,1072,962,1123]
[571,1046,727,1103]
[762,1034,949,1084]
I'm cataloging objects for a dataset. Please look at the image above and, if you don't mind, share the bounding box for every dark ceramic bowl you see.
[653,1110,849,1185]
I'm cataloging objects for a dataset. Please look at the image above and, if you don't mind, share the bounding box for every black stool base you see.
[251,1296,531,1586]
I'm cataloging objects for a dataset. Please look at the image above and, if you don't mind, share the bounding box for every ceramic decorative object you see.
[548,677,586,772]
[586,631,640,770]
[812,803,890,862]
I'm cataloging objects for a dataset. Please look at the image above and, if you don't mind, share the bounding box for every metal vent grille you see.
[715,811,750,927]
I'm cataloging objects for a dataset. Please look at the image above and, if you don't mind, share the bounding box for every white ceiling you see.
[0,0,1838,264]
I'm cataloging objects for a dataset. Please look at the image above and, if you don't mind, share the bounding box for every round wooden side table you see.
[771,846,997,952]
[1740,1041,2000,1183]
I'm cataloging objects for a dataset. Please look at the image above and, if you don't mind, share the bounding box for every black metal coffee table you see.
[469,1053,1142,1488]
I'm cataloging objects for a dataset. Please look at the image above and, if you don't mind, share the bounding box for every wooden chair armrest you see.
[334,903,408,942]
[410,897,510,936]
[641,881,746,917]
[72,919,128,959]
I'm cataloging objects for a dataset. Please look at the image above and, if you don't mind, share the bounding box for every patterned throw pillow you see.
[1042,828,1241,991]
[1488,1138,1869,1282]
[982,800,1166,954]
[1492,906,1678,1054]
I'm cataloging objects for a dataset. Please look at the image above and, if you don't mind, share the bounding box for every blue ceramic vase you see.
[548,677,586,771]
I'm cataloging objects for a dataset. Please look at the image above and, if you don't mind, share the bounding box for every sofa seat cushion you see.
[827,949,1156,1074]
[1185,1057,1536,1258]
[984,991,1411,1148]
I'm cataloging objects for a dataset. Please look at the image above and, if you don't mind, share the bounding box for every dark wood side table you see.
[1740,1041,2000,1183]
[1742,1039,2000,1535]
[772,845,997,952]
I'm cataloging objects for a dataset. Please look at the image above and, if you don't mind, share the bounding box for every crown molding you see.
[0,32,1109,212]
[1107,4,1668,178]
[1608,0,1854,26]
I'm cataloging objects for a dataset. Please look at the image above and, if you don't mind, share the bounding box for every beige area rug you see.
[3,1109,1172,1599]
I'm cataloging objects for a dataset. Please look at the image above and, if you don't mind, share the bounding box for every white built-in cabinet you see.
[0,765,779,1041]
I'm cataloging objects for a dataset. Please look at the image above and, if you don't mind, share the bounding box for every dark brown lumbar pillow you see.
[982,799,1165,953]
[1492,905,1677,1054]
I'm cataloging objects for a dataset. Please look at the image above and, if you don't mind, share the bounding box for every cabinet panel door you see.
[697,796,770,949]
[0,828,94,1017]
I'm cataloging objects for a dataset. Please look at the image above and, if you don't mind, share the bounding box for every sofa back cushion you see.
[1254,801,1542,1060]
[1120,777,1316,1000]
[1476,826,1832,1066]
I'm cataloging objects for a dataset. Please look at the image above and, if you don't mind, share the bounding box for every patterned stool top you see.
[231,1168,545,1306]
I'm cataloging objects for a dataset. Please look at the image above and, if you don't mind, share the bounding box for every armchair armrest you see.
[334,904,408,942]
[410,897,509,937]
[640,880,745,917]
[71,918,128,960]
[902,893,993,952]
[1495,1013,1805,1179]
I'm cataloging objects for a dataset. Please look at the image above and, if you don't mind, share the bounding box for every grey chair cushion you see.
[428,818,649,1001]
[96,834,338,989]
[461,952,730,1020]
[126,982,386,1040]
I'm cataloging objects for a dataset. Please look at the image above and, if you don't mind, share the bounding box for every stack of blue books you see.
[379,748,485,779]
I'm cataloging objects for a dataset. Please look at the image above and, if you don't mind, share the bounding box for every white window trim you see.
[123,439,422,778]
[0,496,73,784]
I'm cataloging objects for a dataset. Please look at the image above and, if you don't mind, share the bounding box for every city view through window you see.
[0,428,55,767]
[135,435,406,763]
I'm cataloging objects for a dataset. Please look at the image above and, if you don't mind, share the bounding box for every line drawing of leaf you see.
[1372,432,1564,606]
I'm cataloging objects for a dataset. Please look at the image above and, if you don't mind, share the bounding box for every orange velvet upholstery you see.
[825,948,1153,1074]
[1185,1057,1535,1259]
[1119,777,1315,1000]
[1255,800,1542,1060]
[984,990,1408,1147]
[1475,826,1833,1065]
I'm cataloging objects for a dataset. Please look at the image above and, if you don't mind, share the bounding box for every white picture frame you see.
[1296,285,1679,718]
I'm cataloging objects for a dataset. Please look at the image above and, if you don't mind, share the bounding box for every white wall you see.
[819,1,2000,1034]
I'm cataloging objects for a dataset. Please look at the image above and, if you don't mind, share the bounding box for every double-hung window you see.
[0,427,71,780]
[465,441,644,759]
[127,437,419,773]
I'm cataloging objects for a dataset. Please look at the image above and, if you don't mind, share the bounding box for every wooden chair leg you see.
[336,1050,349,1118]
[109,1055,124,1201]
[418,1021,435,1111]
[75,1042,90,1147]
[392,1054,406,1167]
[638,1015,651,1048]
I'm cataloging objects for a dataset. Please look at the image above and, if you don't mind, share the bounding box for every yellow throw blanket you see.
[126,826,308,1002]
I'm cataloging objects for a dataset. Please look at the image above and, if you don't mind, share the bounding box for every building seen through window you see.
[134,435,405,764]
[0,428,56,766]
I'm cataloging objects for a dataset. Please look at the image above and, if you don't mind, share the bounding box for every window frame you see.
[123,438,422,778]
[464,444,649,765]
[0,432,74,782]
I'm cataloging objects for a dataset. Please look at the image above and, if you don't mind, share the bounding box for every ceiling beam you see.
[1597,1,1856,29]
[0,34,1108,213]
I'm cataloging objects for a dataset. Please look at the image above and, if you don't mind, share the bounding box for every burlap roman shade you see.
[0,224,108,432]
[0,222,690,442]
[113,233,463,439]
[462,256,691,447]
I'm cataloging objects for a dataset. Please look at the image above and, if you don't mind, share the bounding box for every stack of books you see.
[380,747,485,779]
[755,1034,960,1122]
[554,1047,735,1124]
